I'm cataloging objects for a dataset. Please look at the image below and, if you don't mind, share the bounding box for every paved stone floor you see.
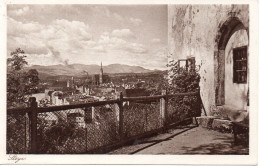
[108,125,249,154]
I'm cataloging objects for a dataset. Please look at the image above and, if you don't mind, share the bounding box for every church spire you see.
[99,61,103,84]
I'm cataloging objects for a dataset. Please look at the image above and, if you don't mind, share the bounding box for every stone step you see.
[212,119,233,133]
[193,116,233,133]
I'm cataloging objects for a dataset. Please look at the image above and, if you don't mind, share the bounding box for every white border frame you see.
[0,0,258,165]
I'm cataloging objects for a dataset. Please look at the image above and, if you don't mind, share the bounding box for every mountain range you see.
[25,63,160,78]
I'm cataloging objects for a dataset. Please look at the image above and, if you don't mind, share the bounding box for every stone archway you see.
[51,91,64,105]
[214,16,248,106]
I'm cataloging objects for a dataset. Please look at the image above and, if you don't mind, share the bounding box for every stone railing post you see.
[160,90,168,128]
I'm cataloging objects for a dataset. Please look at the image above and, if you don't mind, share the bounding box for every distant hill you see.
[104,64,151,73]
[25,63,160,79]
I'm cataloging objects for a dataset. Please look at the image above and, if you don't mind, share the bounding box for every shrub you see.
[167,60,201,122]
[37,119,86,154]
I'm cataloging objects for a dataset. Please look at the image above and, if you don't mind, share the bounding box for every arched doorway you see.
[214,16,249,109]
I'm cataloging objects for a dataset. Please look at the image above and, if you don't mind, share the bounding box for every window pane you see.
[233,46,247,83]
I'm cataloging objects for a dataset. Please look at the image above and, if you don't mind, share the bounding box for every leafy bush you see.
[37,119,87,154]
[7,48,40,108]
[36,105,119,154]
[168,59,200,93]
[7,113,27,154]
[167,60,201,122]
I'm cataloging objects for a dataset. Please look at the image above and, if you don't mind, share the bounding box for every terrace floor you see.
[108,125,249,154]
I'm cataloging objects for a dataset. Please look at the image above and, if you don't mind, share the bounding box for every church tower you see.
[99,62,103,84]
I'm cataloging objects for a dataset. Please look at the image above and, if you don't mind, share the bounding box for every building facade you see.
[168,5,249,116]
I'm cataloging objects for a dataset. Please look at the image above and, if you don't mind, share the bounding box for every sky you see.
[7,5,168,70]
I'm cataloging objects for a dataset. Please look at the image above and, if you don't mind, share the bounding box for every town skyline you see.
[7,5,168,70]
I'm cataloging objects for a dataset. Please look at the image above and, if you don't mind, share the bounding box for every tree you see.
[7,48,40,108]
[167,59,201,119]
[167,59,200,93]
[7,48,28,71]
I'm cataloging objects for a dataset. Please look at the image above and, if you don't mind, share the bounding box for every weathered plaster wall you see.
[168,5,249,115]
[225,29,248,110]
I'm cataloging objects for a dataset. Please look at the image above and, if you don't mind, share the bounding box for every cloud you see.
[7,17,148,67]
[99,33,126,47]
[92,45,106,52]
[134,48,168,70]
[8,17,92,41]
[47,46,63,62]
[153,47,168,58]
[90,6,123,21]
[9,6,30,16]
[7,17,42,36]
[111,29,135,39]
[7,9,163,69]
[21,47,71,66]
[91,6,111,17]
[98,31,147,54]
[8,17,96,66]
[25,52,66,66]
[7,31,48,55]
[113,13,123,21]
[151,38,161,43]
[50,19,92,41]
[8,17,93,55]
[125,43,147,54]
[129,17,142,26]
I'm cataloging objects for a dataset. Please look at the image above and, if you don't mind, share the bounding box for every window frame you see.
[178,57,195,73]
[233,46,248,84]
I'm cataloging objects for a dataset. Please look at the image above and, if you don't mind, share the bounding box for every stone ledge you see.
[193,116,233,133]
[212,119,233,133]
[193,116,215,129]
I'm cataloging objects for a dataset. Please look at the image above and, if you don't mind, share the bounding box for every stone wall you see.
[168,5,249,115]
[225,29,248,110]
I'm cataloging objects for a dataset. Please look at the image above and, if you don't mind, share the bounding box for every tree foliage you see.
[167,59,201,118]
[7,48,40,108]
[7,48,28,71]
[167,59,200,93]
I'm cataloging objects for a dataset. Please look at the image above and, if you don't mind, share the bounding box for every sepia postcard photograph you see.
[0,0,258,165]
